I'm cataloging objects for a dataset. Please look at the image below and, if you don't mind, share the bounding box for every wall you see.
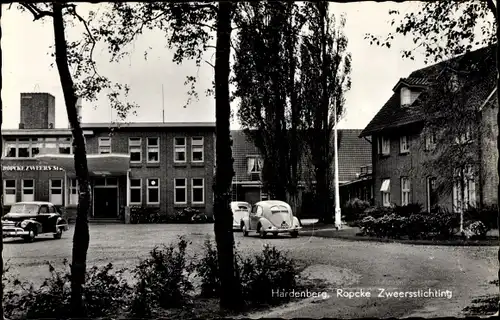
[19,93,55,129]
[481,99,499,206]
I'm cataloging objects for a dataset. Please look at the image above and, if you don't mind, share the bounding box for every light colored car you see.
[231,201,251,230]
[241,200,301,238]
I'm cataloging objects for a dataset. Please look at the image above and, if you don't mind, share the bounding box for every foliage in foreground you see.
[3,237,302,319]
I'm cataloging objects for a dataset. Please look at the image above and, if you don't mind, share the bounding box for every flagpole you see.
[334,102,342,229]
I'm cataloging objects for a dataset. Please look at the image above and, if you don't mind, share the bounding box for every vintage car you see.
[241,200,301,238]
[2,201,69,242]
[231,201,251,230]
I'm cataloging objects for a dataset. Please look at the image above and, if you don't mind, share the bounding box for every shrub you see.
[172,207,205,223]
[358,216,377,236]
[130,236,194,316]
[427,208,459,239]
[405,214,430,240]
[130,206,166,224]
[393,203,423,217]
[464,221,489,240]
[362,206,394,219]
[3,260,131,319]
[464,205,498,232]
[195,239,220,298]
[342,198,371,222]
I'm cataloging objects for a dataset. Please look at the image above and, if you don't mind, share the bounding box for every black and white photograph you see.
[0,1,499,318]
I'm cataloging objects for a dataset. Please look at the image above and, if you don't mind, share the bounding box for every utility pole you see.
[334,101,342,229]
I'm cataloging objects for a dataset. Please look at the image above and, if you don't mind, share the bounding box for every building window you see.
[22,179,35,202]
[99,137,111,154]
[147,178,159,204]
[191,137,204,162]
[17,138,30,158]
[147,137,160,163]
[400,87,411,106]
[380,179,391,207]
[70,179,79,205]
[130,178,142,205]
[400,135,410,153]
[58,137,72,154]
[174,178,187,204]
[129,138,142,163]
[50,179,63,205]
[379,136,390,155]
[4,139,17,158]
[424,130,437,151]
[453,166,476,212]
[455,124,473,144]
[247,157,263,173]
[192,178,205,204]
[3,180,16,205]
[401,177,410,206]
[174,137,186,162]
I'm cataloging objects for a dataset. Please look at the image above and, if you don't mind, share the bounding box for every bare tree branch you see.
[486,0,497,20]
[20,3,53,21]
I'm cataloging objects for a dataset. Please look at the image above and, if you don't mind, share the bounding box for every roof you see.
[231,129,371,183]
[81,122,215,129]
[2,129,94,136]
[360,45,497,137]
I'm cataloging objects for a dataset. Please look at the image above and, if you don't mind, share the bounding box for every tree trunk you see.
[459,169,465,233]
[496,1,500,313]
[0,8,4,316]
[213,1,243,311]
[52,3,91,315]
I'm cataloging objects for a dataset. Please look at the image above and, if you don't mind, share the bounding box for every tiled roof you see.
[231,129,371,183]
[361,45,497,137]
[392,77,431,91]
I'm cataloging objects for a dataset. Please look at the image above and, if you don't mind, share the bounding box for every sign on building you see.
[1,165,64,171]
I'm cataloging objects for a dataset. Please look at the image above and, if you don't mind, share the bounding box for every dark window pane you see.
[130,189,141,203]
[48,205,56,213]
[175,151,185,161]
[130,152,141,162]
[175,137,185,146]
[148,137,158,146]
[24,189,34,195]
[71,189,78,195]
[148,188,159,203]
[31,148,40,156]
[51,189,62,195]
[148,152,159,162]
[193,178,203,187]
[94,178,105,186]
[5,180,15,188]
[19,138,30,142]
[193,188,203,202]
[175,179,186,187]
[18,148,29,157]
[175,188,186,203]
[23,180,34,188]
[6,190,15,195]
[193,151,203,161]
[148,179,159,187]
[130,179,141,187]
[51,180,62,188]
[6,148,16,157]
[106,177,118,185]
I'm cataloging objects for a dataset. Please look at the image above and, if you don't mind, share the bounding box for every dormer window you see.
[400,87,412,106]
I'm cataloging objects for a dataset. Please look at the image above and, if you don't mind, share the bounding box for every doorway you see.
[93,187,118,218]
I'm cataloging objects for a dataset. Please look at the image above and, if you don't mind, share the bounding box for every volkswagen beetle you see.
[2,201,69,242]
[241,200,301,238]
[231,201,250,231]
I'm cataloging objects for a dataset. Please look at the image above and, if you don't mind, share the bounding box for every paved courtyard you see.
[3,223,498,318]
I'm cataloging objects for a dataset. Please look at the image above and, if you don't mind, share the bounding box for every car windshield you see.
[8,204,39,214]
[236,206,249,211]
[270,205,289,214]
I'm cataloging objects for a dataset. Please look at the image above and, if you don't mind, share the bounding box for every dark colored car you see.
[2,201,69,242]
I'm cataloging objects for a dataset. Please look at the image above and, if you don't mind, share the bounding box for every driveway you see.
[3,223,497,318]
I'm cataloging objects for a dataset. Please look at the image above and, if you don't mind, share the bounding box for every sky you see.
[1,2,430,130]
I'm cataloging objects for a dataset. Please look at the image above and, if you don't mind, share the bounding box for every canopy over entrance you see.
[35,153,130,176]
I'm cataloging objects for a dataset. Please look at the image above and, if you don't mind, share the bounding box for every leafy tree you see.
[298,2,351,223]
[94,1,244,310]
[14,2,137,314]
[233,1,304,205]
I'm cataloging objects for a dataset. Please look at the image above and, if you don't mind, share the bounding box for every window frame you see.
[174,178,187,204]
[400,87,412,106]
[174,137,187,163]
[147,137,160,163]
[129,178,142,205]
[69,178,79,205]
[399,135,410,154]
[146,178,160,205]
[49,179,63,205]
[380,178,391,207]
[379,136,390,156]
[98,137,112,154]
[21,179,35,202]
[191,137,204,163]
[400,177,410,206]
[191,178,205,204]
[128,137,142,163]
[248,157,263,173]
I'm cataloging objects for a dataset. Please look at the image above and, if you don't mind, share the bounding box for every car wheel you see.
[259,226,267,239]
[273,232,278,237]
[290,231,299,238]
[54,228,63,239]
[242,223,249,237]
[23,229,35,243]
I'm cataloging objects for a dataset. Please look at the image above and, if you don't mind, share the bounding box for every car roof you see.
[231,201,250,206]
[255,200,290,208]
[14,201,54,206]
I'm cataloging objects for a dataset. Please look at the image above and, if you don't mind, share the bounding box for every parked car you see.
[2,201,69,242]
[241,200,301,238]
[231,201,251,231]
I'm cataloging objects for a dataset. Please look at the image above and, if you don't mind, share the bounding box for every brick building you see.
[360,46,498,211]
[230,129,372,215]
[2,93,216,221]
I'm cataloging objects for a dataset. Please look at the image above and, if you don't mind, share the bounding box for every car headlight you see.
[20,220,29,228]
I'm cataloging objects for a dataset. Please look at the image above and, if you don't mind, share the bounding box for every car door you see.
[38,205,52,233]
[250,205,262,230]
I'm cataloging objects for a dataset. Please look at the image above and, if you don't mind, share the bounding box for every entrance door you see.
[93,188,118,218]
